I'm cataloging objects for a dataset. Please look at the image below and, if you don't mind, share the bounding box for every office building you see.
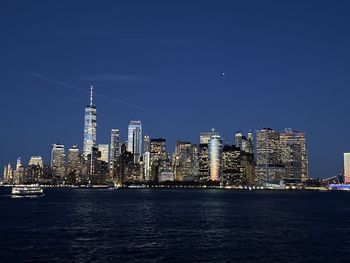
[83,86,97,160]
[279,128,308,182]
[255,128,284,183]
[109,129,120,180]
[128,120,142,162]
[51,143,66,178]
[28,156,44,168]
[208,132,223,182]
[344,153,350,184]
[98,144,109,163]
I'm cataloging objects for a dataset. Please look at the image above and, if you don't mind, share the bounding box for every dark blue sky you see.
[1,0,350,178]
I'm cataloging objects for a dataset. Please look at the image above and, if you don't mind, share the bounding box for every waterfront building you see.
[208,132,223,182]
[51,143,66,178]
[279,128,308,182]
[109,129,120,180]
[149,138,167,181]
[67,145,82,184]
[143,135,151,181]
[255,128,284,184]
[128,121,142,163]
[3,163,13,184]
[199,143,210,181]
[25,164,43,184]
[13,165,25,185]
[117,144,140,183]
[174,141,193,181]
[191,144,200,180]
[28,156,44,168]
[83,86,97,160]
[344,153,350,184]
[143,151,151,181]
[222,145,243,184]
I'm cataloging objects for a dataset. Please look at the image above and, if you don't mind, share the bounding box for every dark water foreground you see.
[0,188,350,263]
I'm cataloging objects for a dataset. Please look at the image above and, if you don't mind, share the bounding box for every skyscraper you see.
[256,128,285,183]
[98,144,109,163]
[128,121,142,162]
[143,135,151,181]
[144,135,150,153]
[51,143,66,178]
[83,86,97,160]
[208,132,223,182]
[234,132,243,148]
[28,156,44,168]
[3,163,13,184]
[344,153,350,184]
[200,129,219,144]
[174,141,193,181]
[279,128,308,182]
[67,145,82,182]
[109,129,120,179]
[149,138,167,181]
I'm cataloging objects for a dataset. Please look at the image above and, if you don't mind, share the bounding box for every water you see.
[1,188,350,263]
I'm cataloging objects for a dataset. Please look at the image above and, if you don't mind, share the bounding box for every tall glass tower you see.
[83,86,97,160]
[128,120,142,163]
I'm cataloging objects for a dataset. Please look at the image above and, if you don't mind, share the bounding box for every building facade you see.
[128,120,142,163]
[83,86,97,160]
[109,129,120,180]
[344,153,350,184]
[208,133,223,182]
[279,128,308,182]
[51,143,66,179]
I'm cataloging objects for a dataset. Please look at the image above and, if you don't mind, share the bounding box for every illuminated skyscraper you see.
[143,135,151,181]
[3,163,13,184]
[67,145,82,182]
[51,143,66,178]
[83,86,97,160]
[344,153,350,184]
[16,157,21,170]
[208,132,223,182]
[200,129,219,144]
[234,132,243,148]
[144,135,150,152]
[98,144,109,163]
[128,121,142,162]
[149,138,167,181]
[256,128,285,183]
[28,156,44,168]
[279,128,308,182]
[109,129,120,179]
[174,141,193,181]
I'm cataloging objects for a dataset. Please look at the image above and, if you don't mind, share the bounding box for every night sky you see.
[1,0,350,178]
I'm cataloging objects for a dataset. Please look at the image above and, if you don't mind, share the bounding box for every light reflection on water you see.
[0,188,350,262]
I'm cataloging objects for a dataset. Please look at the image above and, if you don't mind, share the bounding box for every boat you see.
[12,184,44,196]
[328,184,350,191]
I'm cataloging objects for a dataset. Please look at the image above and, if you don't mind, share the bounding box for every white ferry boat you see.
[12,184,44,196]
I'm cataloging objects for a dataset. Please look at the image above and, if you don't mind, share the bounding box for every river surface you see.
[0,188,350,262]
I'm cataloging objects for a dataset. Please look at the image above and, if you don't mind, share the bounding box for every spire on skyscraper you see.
[90,85,93,106]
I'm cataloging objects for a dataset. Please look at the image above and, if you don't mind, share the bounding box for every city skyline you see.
[2,88,313,187]
[1,1,350,179]
[0,86,334,180]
